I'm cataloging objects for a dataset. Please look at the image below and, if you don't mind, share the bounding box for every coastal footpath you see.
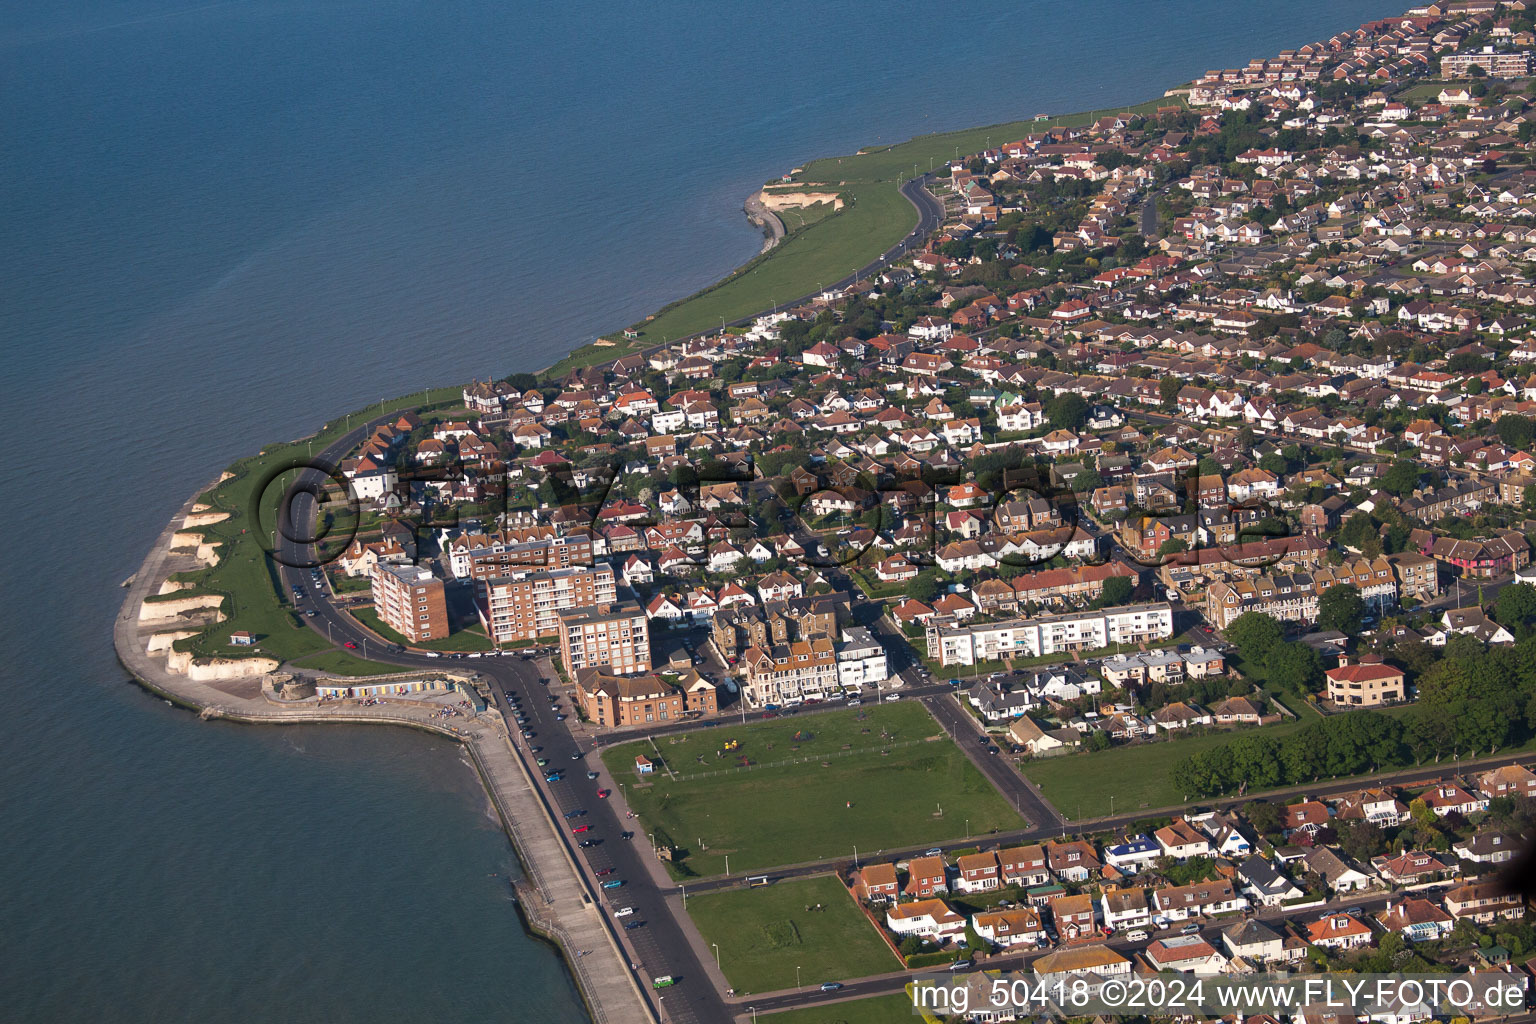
[114,482,657,1024]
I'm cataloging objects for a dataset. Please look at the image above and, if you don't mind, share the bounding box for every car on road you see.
[620,831,634,840]
[305,610,317,617]
[597,789,610,799]
[343,641,357,649]
[925,848,943,857]
[650,975,672,988]
[554,714,567,721]
[612,906,631,916]
[571,824,590,834]
[624,920,644,930]
[948,679,962,687]
[846,699,860,706]
[586,771,599,780]
[603,879,625,890]
[570,751,582,760]
[425,651,442,658]
[884,693,901,701]
[820,982,843,992]
[1181,923,1201,935]
[948,960,974,972]
[529,746,542,753]
[987,746,999,755]
[544,773,563,782]
[522,730,535,738]
[536,758,549,767]
[579,839,599,848]
[562,809,584,818]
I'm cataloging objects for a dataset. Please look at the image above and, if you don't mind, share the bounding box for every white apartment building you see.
[926,603,1174,667]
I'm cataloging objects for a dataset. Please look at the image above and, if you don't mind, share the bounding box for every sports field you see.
[602,703,1019,877]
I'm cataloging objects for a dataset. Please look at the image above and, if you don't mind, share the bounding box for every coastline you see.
[120,80,1200,1024]
[113,479,657,1024]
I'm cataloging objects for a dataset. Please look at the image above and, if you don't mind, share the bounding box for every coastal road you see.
[270,422,727,1024]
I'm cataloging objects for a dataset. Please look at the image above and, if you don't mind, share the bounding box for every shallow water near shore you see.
[1,0,1403,1019]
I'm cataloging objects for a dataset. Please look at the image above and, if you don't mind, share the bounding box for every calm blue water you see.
[1,1,1402,1019]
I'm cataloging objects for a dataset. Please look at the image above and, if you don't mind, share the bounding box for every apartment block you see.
[557,602,650,675]
[574,668,683,727]
[477,563,616,643]
[926,604,1174,667]
[1441,50,1533,78]
[370,562,448,643]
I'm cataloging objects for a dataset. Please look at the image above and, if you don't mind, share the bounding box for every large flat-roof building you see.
[926,604,1174,667]
[557,602,650,676]
[370,563,448,643]
[477,563,616,644]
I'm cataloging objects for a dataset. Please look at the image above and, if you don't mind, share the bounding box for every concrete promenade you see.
[115,491,656,1024]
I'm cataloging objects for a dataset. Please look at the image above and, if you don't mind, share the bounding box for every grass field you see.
[602,703,1020,877]
[165,386,460,664]
[685,876,897,994]
[289,649,405,677]
[1022,719,1309,820]
[349,607,495,652]
[760,993,915,1024]
[630,181,917,345]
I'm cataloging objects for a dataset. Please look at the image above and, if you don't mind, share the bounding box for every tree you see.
[1093,575,1135,609]
[1157,538,1189,557]
[1318,584,1367,636]
[907,574,939,604]
[1496,583,1536,633]
[1227,611,1284,663]
[1044,393,1089,431]
[1380,461,1421,498]
[1267,642,1324,696]
[1159,376,1183,409]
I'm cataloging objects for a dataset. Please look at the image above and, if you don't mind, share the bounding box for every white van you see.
[614,907,634,918]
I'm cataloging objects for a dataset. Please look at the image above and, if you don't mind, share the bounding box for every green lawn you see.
[795,96,1184,185]
[630,181,917,345]
[602,703,1020,877]
[349,607,495,652]
[685,876,897,994]
[1022,719,1309,820]
[777,200,838,234]
[166,386,460,665]
[760,993,916,1024]
[289,650,406,677]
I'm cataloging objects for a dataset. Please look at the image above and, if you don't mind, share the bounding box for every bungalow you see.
[1376,898,1454,942]
[1306,913,1373,951]
[1303,847,1373,893]
[1145,935,1227,975]
[1237,855,1303,907]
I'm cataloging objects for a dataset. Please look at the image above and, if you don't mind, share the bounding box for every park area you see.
[685,876,897,994]
[601,703,1020,876]
[760,994,916,1024]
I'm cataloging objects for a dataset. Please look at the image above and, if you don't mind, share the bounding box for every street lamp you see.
[725,854,730,876]
[712,942,720,968]
[797,966,802,990]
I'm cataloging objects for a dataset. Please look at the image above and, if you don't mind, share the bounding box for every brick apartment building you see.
[557,602,650,675]
[370,562,448,643]
[477,563,616,644]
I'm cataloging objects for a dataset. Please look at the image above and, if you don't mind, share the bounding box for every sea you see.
[0,1,1405,1020]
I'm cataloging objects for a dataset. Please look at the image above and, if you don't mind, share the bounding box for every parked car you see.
[820,982,843,992]
[571,824,590,834]
[613,906,633,917]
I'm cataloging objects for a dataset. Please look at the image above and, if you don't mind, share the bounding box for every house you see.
[1454,831,1518,865]
[1145,935,1227,975]
[954,851,1001,893]
[1283,800,1330,837]
[998,845,1051,887]
[1376,898,1455,942]
[1050,892,1098,944]
[1031,945,1131,985]
[855,863,900,902]
[1008,716,1074,757]
[1372,850,1453,886]
[1303,847,1373,893]
[1152,879,1246,921]
[904,855,949,898]
[1325,656,1406,707]
[1155,819,1214,861]
[1421,781,1489,817]
[1479,763,1536,801]
[1100,885,1153,932]
[1306,913,1374,951]
[1103,834,1161,875]
[1445,880,1524,923]
[1045,839,1100,882]
[886,899,966,941]
[974,907,1048,948]
[1222,918,1287,963]
[1237,855,1303,907]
